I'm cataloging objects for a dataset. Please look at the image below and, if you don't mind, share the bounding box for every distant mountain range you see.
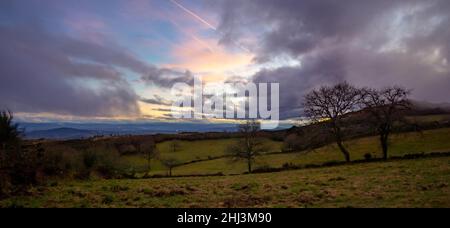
[20,122,242,140]
[25,127,101,140]
[20,121,293,140]
[411,100,450,111]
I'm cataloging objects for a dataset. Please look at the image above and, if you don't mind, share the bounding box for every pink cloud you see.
[166,38,253,81]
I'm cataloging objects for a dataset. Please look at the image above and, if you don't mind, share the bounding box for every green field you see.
[2,156,449,208]
[172,128,450,175]
[121,138,283,175]
[2,127,449,208]
[156,138,283,160]
[118,128,450,176]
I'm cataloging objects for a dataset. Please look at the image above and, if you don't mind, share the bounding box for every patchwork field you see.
[2,127,450,208]
[121,138,283,175]
[149,128,450,176]
[2,156,449,208]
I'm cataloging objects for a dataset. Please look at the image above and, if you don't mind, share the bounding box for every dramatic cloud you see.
[140,95,172,106]
[0,24,197,117]
[141,68,194,88]
[253,50,346,119]
[0,23,142,117]
[2,0,449,121]
[0,0,194,117]
[214,0,450,118]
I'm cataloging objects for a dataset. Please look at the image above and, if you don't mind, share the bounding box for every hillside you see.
[2,156,449,208]
[144,128,450,176]
[4,119,450,208]
[25,127,102,140]
[21,122,244,140]
[34,127,450,176]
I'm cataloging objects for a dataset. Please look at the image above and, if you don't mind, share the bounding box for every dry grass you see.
[1,156,449,208]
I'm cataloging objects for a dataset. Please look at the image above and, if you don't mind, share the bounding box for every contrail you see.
[169,0,250,53]
[170,0,217,31]
[168,18,215,53]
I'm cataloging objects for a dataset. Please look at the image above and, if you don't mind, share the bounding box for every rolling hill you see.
[25,127,101,140]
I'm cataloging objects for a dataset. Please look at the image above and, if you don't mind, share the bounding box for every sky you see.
[1,0,449,122]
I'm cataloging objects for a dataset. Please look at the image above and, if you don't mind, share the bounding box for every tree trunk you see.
[169,167,172,177]
[136,143,141,154]
[336,140,351,162]
[333,125,351,162]
[247,158,252,173]
[380,133,389,160]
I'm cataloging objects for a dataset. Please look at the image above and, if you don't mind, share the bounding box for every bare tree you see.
[362,87,411,160]
[303,82,364,162]
[226,120,266,173]
[170,140,181,153]
[161,158,179,177]
[131,141,142,154]
[144,140,159,172]
[283,134,300,152]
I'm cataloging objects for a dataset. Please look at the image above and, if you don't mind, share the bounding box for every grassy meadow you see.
[153,128,450,176]
[121,138,283,175]
[2,156,449,208]
[2,125,449,208]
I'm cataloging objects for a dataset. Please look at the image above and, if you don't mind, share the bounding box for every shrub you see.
[364,153,373,160]
[0,144,45,196]
[41,147,79,176]
[82,150,97,170]
[283,134,301,152]
[42,150,64,175]
[101,195,114,204]
[95,151,120,178]
[282,162,295,169]
[75,148,122,179]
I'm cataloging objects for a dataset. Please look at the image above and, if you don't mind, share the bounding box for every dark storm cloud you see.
[0,23,194,116]
[0,1,192,117]
[141,69,194,88]
[217,0,407,60]
[253,49,347,119]
[0,24,142,117]
[214,0,450,118]
[140,95,172,106]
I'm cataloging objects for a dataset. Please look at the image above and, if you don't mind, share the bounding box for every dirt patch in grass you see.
[221,195,271,208]
[138,187,188,197]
